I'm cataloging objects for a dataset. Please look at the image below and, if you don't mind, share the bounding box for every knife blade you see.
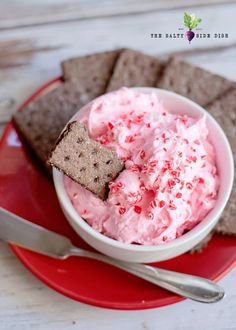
[0,207,72,258]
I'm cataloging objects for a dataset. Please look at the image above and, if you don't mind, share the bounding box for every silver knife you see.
[0,206,224,303]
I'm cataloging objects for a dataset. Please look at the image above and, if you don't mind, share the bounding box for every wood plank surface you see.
[0,0,234,29]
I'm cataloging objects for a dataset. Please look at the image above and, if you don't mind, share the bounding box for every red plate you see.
[0,78,236,310]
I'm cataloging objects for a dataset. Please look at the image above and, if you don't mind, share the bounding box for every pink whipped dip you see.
[64,88,219,245]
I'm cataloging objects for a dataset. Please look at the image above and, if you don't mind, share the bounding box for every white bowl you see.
[53,88,234,263]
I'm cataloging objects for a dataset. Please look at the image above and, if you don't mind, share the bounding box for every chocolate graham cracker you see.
[191,87,236,251]
[157,57,234,106]
[48,121,124,199]
[13,50,120,167]
[13,82,92,166]
[62,49,121,85]
[206,87,236,236]
[106,49,165,92]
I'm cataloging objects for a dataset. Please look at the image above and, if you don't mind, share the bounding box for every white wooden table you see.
[0,1,236,329]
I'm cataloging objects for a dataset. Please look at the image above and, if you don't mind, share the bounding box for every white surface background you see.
[0,1,236,329]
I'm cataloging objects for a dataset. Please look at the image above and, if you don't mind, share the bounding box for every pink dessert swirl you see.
[64,88,219,245]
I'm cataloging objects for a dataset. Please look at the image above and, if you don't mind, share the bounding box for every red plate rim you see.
[9,243,236,310]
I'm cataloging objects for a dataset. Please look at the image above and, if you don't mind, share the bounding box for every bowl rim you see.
[53,87,234,252]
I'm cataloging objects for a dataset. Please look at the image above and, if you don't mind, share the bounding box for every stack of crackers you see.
[13,48,236,251]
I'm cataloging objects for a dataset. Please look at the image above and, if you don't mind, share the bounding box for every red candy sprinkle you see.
[127,119,132,129]
[100,137,109,144]
[119,207,126,215]
[147,212,154,220]
[176,192,182,199]
[125,135,135,143]
[138,114,144,120]
[107,122,114,130]
[136,193,142,203]
[162,112,167,116]
[134,205,142,214]
[186,182,193,190]
[150,200,157,208]
[207,192,214,198]
[149,160,158,167]
[142,165,148,174]
[109,182,119,194]
[155,184,160,191]
[158,200,165,208]
[142,165,155,176]
[111,186,119,193]
[130,164,141,173]
[146,123,151,128]
[198,177,205,184]
[128,192,135,197]
[116,182,125,188]
[178,151,183,158]
[169,201,177,210]
[140,182,148,191]
[168,179,176,188]
[140,149,145,160]
[162,236,168,241]
[133,114,144,124]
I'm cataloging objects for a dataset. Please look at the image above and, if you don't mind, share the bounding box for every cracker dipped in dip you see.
[64,88,219,245]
